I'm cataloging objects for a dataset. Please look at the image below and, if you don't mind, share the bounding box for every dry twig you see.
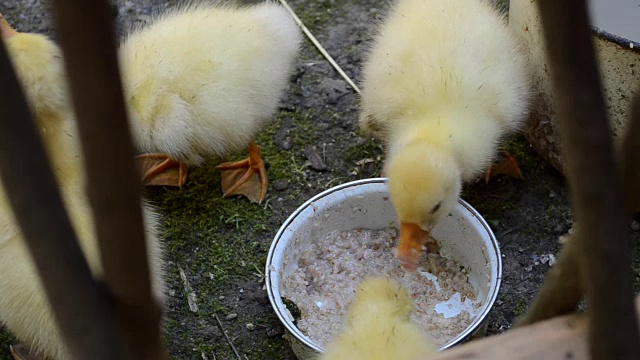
[277,0,361,94]
[213,313,243,360]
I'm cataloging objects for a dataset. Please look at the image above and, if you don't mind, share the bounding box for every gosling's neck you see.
[388,115,455,156]
[385,135,459,180]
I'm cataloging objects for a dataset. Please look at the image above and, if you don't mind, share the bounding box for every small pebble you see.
[266,325,284,338]
[281,138,293,150]
[218,296,225,300]
[548,207,564,219]
[273,179,290,191]
[319,78,347,96]
[246,323,255,331]
[304,146,327,171]
[317,122,331,131]
[558,235,571,244]
[251,290,270,305]
[278,102,296,112]
[225,313,237,321]
[198,325,221,340]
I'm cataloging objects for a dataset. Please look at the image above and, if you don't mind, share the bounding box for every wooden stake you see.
[0,37,125,360]
[622,91,640,216]
[534,0,640,358]
[46,0,167,358]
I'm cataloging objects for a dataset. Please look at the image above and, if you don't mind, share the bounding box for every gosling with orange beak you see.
[386,137,462,271]
[360,0,530,271]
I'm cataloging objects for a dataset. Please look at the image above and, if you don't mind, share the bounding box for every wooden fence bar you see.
[622,91,640,216]
[0,34,125,360]
[531,0,640,358]
[47,0,167,358]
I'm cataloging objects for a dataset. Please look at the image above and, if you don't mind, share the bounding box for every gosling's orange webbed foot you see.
[136,153,188,187]
[10,344,45,360]
[484,150,524,184]
[216,142,268,204]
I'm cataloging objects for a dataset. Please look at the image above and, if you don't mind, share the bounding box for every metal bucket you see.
[509,0,640,174]
[265,178,502,359]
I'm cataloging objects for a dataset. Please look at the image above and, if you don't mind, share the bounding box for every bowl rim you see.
[592,25,640,53]
[265,177,503,353]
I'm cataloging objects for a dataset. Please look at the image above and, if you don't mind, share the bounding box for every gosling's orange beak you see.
[395,221,429,271]
[0,14,18,40]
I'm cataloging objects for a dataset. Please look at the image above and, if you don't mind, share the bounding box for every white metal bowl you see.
[265,178,502,359]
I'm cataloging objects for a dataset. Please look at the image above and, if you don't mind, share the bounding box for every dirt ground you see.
[1,0,639,359]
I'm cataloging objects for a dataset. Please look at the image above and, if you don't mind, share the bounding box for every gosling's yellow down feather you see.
[319,277,435,360]
[119,2,302,202]
[359,0,530,269]
[0,27,166,360]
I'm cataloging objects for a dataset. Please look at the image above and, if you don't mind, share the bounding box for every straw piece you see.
[277,0,361,95]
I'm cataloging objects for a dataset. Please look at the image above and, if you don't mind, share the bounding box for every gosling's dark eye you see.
[430,202,442,214]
